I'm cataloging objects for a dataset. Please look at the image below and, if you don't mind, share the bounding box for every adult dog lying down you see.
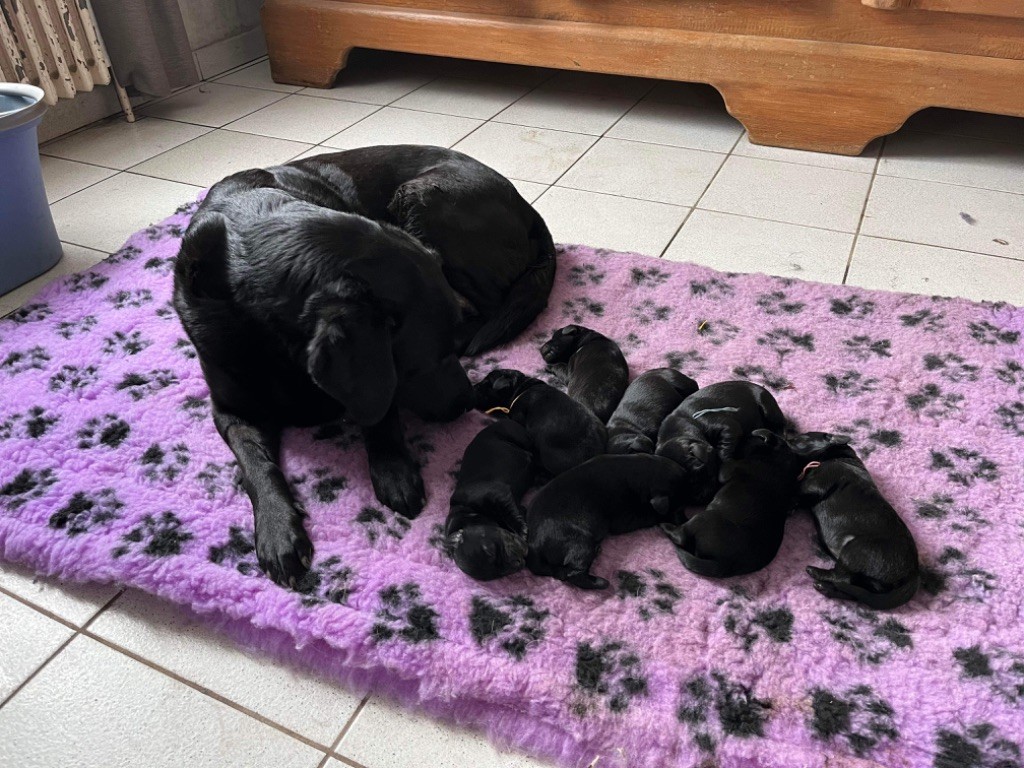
[173,146,556,586]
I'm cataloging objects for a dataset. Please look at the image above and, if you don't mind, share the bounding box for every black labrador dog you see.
[526,454,690,589]
[445,419,535,580]
[473,369,607,477]
[174,146,556,586]
[656,381,787,503]
[606,368,699,454]
[786,432,920,609]
[662,429,801,578]
[539,325,629,422]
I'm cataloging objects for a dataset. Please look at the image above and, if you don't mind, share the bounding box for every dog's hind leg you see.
[213,406,312,588]
[363,402,426,518]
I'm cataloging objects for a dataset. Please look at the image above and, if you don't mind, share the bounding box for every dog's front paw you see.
[806,565,847,600]
[255,504,313,588]
[370,455,425,518]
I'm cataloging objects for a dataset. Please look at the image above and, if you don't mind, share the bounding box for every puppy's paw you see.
[370,455,426,518]
[806,566,847,600]
[255,504,313,589]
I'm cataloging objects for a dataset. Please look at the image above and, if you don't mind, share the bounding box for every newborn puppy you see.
[445,419,535,580]
[607,368,699,454]
[527,454,690,589]
[787,431,920,609]
[539,325,629,422]
[656,381,787,503]
[474,369,606,477]
[662,429,800,578]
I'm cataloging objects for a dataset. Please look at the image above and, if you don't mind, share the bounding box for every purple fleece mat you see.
[2,198,1023,768]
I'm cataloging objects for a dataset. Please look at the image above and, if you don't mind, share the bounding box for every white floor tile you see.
[862,175,1024,260]
[879,131,1024,195]
[141,82,288,127]
[131,130,311,187]
[216,59,303,93]
[903,108,1024,146]
[89,590,363,744]
[39,157,116,203]
[0,636,323,768]
[663,209,853,284]
[607,97,742,154]
[493,88,635,136]
[225,94,378,144]
[391,78,531,120]
[323,107,481,150]
[558,137,724,207]
[288,147,343,163]
[535,186,686,255]
[453,123,595,184]
[733,133,881,173]
[50,174,202,253]
[847,237,1024,304]
[509,179,548,204]
[0,562,118,627]
[699,156,873,232]
[0,243,107,318]
[0,594,73,701]
[41,117,211,171]
[338,696,549,768]
[542,70,652,99]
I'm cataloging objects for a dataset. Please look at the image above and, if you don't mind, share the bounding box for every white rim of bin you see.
[0,83,47,130]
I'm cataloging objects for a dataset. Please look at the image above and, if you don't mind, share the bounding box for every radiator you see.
[0,0,112,105]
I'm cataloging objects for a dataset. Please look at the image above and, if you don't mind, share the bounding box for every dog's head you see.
[473,369,529,412]
[448,523,528,580]
[539,325,587,364]
[303,280,397,426]
[784,431,852,459]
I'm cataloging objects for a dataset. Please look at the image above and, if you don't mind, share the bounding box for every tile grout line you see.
[0,587,123,712]
[658,130,746,258]
[77,626,339,756]
[842,136,886,285]
[317,695,370,768]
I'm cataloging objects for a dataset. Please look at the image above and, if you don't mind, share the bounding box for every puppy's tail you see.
[463,210,556,356]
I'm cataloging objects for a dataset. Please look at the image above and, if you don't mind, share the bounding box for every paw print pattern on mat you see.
[470,595,549,660]
[824,370,879,397]
[48,365,98,393]
[718,588,794,651]
[899,307,946,332]
[77,414,131,449]
[907,384,965,419]
[757,328,814,363]
[689,276,733,299]
[755,291,805,316]
[573,639,648,715]
[56,315,98,339]
[106,288,153,309]
[615,568,683,621]
[953,644,1024,704]
[968,321,1019,346]
[920,547,998,603]
[930,447,998,486]
[2,346,51,375]
[934,723,1021,768]
[677,671,771,753]
[48,489,123,536]
[355,505,410,544]
[112,511,193,558]
[291,468,348,504]
[208,525,260,576]
[0,468,57,511]
[64,271,107,293]
[116,370,178,401]
[821,604,913,665]
[832,418,902,459]
[733,364,792,392]
[994,359,1024,392]
[567,263,604,287]
[140,443,190,482]
[830,295,875,319]
[632,299,672,326]
[664,349,707,376]
[0,406,59,440]
[696,319,740,346]
[371,583,440,644]
[915,494,989,535]
[102,330,152,356]
[996,401,1024,437]
[296,555,354,607]
[561,297,604,323]
[6,303,53,324]
[809,684,898,758]
[924,352,980,383]
[180,395,210,421]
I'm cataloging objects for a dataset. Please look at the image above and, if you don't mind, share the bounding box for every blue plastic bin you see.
[0,83,62,295]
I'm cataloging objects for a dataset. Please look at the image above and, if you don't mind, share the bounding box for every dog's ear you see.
[828,433,852,445]
[688,441,711,465]
[304,280,396,426]
[751,428,782,446]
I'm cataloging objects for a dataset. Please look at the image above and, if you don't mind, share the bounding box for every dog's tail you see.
[463,209,557,356]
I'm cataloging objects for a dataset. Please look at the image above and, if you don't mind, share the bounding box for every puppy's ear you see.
[751,428,781,446]
[688,441,711,465]
[304,280,397,426]
[829,433,852,445]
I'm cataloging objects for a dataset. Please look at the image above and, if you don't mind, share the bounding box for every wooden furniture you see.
[261,0,1024,155]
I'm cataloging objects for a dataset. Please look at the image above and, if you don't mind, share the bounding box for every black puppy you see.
[662,429,800,578]
[656,381,787,503]
[606,368,699,454]
[786,432,920,609]
[445,420,534,580]
[527,455,690,589]
[539,325,629,422]
[175,146,556,586]
[474,369,606,477]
